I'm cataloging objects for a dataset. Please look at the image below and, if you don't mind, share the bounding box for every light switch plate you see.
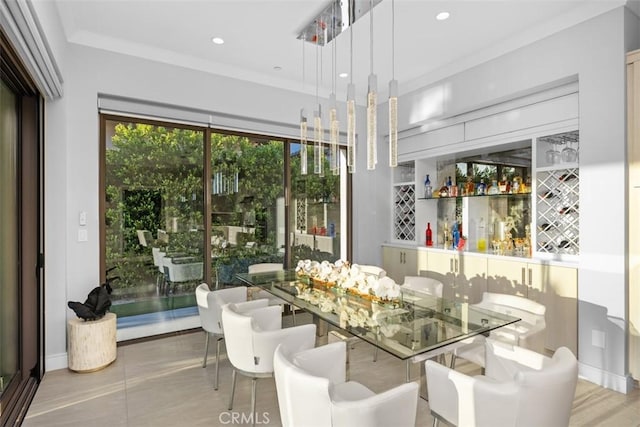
[79,211,87,226]
[78,229,88,242]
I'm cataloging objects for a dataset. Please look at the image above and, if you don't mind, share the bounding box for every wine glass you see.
[561,139,578,163]
[545,141,562,165]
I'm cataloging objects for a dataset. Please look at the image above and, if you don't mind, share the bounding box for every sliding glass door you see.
[0,79,19,405]
[103,118,205,321]
[101,115,350,336]
[210,133,284,286]
[289,143,348,265]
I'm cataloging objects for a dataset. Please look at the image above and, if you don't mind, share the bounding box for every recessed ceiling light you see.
[273,66,282,71]
[436,11,450,21]
[339,72,348,78]
[211,37,224,45]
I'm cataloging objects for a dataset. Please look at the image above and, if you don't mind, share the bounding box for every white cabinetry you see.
[426,251,487,304]
[382,246,417,284]
[487,257,577,353]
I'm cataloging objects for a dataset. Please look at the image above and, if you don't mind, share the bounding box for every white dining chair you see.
[221,302,316,425]
[162,256,203,295]
[426,339,578,427]
[450,291,546,369]
[195,284,268,390]
[248,263,297,325]
[356,264,387,278]
[274,341,419,427]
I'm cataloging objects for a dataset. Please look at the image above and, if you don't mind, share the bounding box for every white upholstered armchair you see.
[426,338,578,427]
[194,284,268,390]
[274,341,419,427]
[451,291,546,368]
[221,302,316,423]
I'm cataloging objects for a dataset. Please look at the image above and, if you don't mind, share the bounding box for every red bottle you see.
[426,223,433,247]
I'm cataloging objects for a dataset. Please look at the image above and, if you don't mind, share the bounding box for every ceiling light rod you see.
[297,0,383,45]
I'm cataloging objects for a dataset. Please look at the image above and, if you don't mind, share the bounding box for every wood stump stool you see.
[67,312,117,372]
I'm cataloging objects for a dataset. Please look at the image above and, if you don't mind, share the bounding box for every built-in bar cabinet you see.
[385,90,580,354]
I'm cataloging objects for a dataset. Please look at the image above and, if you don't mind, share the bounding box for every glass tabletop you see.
[236,270,520,361]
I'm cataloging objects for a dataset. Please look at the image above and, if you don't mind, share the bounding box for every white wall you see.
[390,6,638,392]
[34,4,371,368]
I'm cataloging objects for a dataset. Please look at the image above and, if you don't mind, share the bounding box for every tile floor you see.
[23,313,640,426]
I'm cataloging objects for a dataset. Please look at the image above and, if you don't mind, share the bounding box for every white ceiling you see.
[53,0,628,100]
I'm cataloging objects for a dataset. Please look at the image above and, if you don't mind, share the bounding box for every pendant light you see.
[313,20,324,176]
[388,0,398,168]
[300,40,308,175]
[346,15,356,174]
[329,5,340,176]
[366,0,377,170]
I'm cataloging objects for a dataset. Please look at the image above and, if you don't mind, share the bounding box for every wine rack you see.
[392,162,416,242]
[536,167,579,255]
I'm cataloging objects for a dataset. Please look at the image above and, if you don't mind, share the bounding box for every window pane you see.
[290,143,346,264]
[105,120,204,329]
[210,134,284,285]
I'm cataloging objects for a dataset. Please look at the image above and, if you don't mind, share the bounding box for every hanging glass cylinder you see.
[346,83,356,173]
[367,73,377,170]
[314,105,324,175]
[300,108,308,175]
[329,94,339,175]
[388,79,398,167]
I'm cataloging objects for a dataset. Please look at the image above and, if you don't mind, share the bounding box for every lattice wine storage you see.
[536,167,579,255]
[393,184,415,241]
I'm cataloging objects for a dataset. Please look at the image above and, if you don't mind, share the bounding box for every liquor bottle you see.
[426,223,433,247]
[498,175,508,193]
[488,179,499,195]
[424,174,433,198]
[465,176,475,196]
[447,176,453,194]
[443,217,450,249]
[476,179,486,195]
[452,222,460,249]
[477,217,487,252]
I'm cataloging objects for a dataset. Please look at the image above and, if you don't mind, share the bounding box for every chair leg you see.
[291,305,296,325]
[202,332,210,368]
[433,417,439,427]
[228,369,237,410]
[373,335,379,362]
[214,338,222,390]
[450,354,457,369]
[251,378,257,427]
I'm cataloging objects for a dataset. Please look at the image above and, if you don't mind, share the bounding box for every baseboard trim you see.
[45,352,68,371]
[578,362,635,394]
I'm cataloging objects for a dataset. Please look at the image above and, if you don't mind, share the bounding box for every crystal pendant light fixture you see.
[313,21,324,176]
[346,21,356,173]
[388,0,398,168]
[329,94,339,175]
[300,108,308,175]
[366,0,377,170]
[299,39,308,175]
[314,105,324,175]
[329,10,339,176]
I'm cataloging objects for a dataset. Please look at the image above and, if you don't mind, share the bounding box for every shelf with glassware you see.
[534,130,579,257]
[392,161,416,242]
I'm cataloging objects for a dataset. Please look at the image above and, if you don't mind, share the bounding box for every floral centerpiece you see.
[295,259,401,302]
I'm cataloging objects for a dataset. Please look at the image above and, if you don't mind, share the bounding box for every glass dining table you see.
[236,270,520,366]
